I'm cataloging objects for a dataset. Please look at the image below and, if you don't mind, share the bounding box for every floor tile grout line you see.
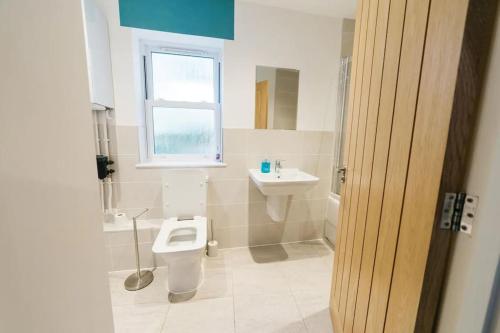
[280,243,325,333]
[158,302,171,333]
[290,293,312,332]
[286,276,309,332]
[285,261,313,333]
[230,248,237,333]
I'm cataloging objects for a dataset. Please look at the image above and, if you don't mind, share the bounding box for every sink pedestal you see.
[266,195,292,222]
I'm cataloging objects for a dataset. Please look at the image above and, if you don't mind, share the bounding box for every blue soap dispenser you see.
[261,159,271,173]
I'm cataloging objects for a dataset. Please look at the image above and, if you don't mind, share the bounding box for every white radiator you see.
[325,193,340,245]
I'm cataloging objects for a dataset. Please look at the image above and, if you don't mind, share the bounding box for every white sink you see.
[249,168,320,221]
[249,168,319,195]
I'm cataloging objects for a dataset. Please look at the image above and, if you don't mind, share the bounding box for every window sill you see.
[135,161,227,169]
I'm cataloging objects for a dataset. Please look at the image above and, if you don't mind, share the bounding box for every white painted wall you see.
[225,2,342,130]
[239,0,357,19]
[97,0,342,131]
[0,0,114,332]
[437,9,500,333]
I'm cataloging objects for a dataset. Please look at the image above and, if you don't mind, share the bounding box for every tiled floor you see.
[109,240,334,333]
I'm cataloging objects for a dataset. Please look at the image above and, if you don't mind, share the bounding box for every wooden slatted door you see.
[330,0,497,332]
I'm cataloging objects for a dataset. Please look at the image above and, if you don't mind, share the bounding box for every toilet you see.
[152,170,208,294]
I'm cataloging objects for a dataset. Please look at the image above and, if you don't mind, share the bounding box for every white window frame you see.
[140,42,222,165]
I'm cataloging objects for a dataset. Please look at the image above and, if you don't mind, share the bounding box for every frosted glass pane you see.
[152,52,214,102]
[152,107,216,155]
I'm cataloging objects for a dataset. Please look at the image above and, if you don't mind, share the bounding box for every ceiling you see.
[238,0,357,19]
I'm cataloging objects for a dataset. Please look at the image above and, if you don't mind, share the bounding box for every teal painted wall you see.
[119,0,234,40]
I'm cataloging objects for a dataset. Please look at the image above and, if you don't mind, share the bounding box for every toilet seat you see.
[152,216,207,254]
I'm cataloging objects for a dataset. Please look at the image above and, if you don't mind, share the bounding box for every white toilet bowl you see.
[152,169,209,296]
[152,216,207,293]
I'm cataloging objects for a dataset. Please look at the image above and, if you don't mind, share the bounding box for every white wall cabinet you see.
[83,0,114,109]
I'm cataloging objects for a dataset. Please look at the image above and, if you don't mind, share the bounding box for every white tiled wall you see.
[103,225,157,272]
[105,127,335,271]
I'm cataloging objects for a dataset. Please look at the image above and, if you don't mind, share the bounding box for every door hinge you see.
[337,167,347,183]
[439,192,478,235]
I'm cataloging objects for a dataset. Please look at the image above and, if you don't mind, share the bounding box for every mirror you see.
[255,66,299,130]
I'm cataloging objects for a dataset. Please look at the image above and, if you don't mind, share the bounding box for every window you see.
[141,43,222,164]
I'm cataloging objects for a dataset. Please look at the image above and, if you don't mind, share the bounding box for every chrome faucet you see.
[275,160,284,175]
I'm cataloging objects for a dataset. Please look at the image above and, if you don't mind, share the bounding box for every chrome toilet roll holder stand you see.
[124,208,154,291]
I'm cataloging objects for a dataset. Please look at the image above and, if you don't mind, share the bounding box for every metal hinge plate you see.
[439,192,478,235]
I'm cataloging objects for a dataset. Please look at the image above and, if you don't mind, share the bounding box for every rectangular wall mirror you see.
[255,66,299,130]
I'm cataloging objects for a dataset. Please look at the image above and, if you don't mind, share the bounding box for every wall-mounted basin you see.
[249,168,319,221]
[249,168,319,195]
